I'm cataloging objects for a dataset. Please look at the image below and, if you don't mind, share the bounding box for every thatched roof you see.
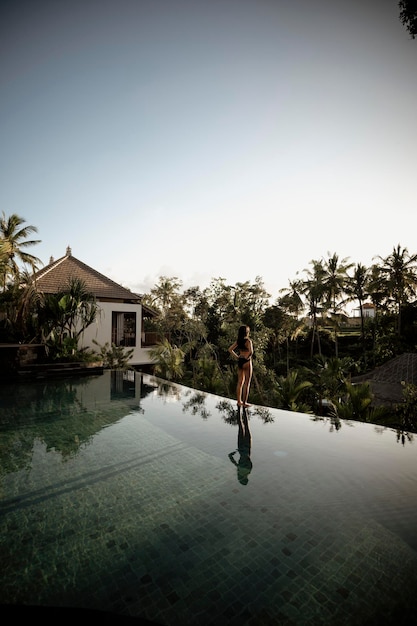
[352,353,417,405]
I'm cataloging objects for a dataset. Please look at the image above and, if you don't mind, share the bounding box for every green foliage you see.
[4,211,417,433]
[37,278,98,360]
[396,382,417,430]
[330,382,388,423]
[92,341,134,370]
[276,370,313,413]
[149,338,185,381]
[0,212,41,289]
[399,0,417,38]
[302,355,353,415]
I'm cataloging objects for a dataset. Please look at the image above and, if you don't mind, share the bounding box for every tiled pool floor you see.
[1,372,417,625]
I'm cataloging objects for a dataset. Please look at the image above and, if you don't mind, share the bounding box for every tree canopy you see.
[399,0,417,37]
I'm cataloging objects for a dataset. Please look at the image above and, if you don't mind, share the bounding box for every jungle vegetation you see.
[2,212,417,431]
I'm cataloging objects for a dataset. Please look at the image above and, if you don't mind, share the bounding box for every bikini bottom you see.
[238,357,249,369]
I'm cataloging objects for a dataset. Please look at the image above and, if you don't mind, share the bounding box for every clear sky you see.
[1,0,416,301]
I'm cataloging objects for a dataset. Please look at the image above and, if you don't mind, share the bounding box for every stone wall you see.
[0,344,45,379]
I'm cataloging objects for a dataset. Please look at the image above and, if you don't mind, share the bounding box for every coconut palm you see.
[374,244,417,335]
[322,252,353,357]
[323,252,352,311]
[299,259,327,357]
[346,263,370,358]
[0,212,41,289]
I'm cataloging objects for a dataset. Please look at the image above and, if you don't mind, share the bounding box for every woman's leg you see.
[242,363,253,406]
[236,368,245,405]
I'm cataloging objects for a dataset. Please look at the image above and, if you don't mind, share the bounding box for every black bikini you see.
[236,339,251,369]
[238,357,249,369]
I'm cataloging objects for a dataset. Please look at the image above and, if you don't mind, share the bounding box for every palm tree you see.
[346,263,370,358]
[374,244,417,335]
[0,212,41,289]
[322,252,353,357]
[149,337,185,381]
[323,252,352,310]
[300,260,327,357]
[148,276,183,313]
[276,370,313,412]
[145,275,185,337]
[279,279,305,318]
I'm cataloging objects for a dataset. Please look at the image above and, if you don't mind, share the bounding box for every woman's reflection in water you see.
[228,407,252,485]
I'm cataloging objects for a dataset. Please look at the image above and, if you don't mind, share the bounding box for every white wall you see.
[81,301,154,365]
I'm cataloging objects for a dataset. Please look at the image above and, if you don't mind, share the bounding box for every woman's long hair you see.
[237,325,249,350]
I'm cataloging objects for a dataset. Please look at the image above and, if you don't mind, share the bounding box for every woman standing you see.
[228,325,253,407]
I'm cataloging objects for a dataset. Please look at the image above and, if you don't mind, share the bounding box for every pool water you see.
[1,370,417,625]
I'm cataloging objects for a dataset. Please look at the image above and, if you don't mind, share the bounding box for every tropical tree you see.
[149,337,185,381]
[346,263,370,359]
[0,212,41,289]
[330,382,388,423]
[396,382,417,430]
[279,279,305,318]
[0,270,42,341]
[276,370,313,413]
[183,285,209,321]
[322,252,353,357]
[204,277,238,345]
[37,278,98,359]
[299,260,327,357]
[143,275,185,338]
[147,275,183,313]
[303,355,353,416]
[374,244,417,335]
[399,0,417,38]
[233,276,271,330]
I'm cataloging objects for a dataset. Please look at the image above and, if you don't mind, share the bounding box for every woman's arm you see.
[228,341,238,359]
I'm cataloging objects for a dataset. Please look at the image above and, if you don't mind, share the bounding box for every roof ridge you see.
[69,256,135,293]
[32,253,141,301]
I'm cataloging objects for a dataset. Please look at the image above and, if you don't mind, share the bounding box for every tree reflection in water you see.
[0,371,153,474]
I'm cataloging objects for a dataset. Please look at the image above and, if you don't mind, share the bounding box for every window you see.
[112,312,137,347]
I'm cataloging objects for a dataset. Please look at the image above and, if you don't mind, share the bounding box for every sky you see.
[1,0,416,302]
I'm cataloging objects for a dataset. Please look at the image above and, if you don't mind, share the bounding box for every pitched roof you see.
[33,247,141,302]
[352,353,417,405]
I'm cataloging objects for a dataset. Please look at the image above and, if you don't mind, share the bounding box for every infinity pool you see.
[1,370,417,625]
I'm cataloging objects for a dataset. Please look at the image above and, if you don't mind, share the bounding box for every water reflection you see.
[182,391,210,419]
[0,371,154,475]
[110,370,136,399]
[396,430,414,446]
[1,371,412,486]
[148,377,182,402]
[312,415,343,432]
[228,407,252,485]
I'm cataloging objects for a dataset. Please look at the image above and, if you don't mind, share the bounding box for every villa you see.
[33,246,157,367]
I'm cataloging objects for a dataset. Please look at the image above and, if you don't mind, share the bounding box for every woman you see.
[228,325,253,407]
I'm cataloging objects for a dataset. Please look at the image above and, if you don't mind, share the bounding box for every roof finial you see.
[66,246,72,256]
[49,256,54,264]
